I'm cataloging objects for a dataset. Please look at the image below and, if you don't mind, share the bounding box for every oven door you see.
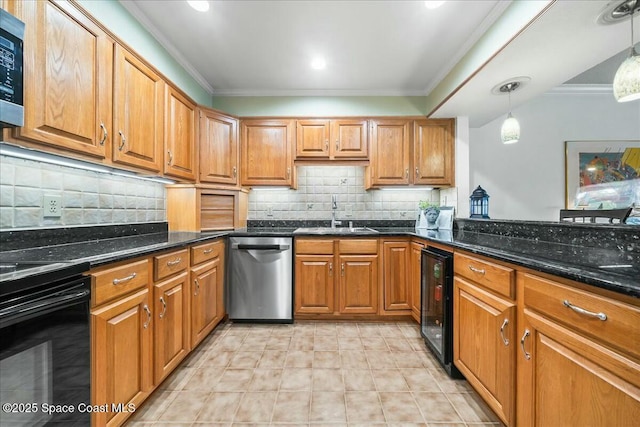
[0,277,90,426]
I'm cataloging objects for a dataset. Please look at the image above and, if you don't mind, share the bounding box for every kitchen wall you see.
[0,155,166,230]
[248,165,454,221]
[469,88,640,221]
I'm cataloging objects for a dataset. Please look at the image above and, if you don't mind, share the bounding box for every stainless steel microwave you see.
[0,8,24,128]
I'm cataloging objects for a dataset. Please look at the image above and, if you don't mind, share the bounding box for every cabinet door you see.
[296,119,330,158]
[12,0,112,158]
[518,309,640,427]
[295,254,335,314]
[164,85,196,180]
[382,240,411,311]
[113,45,164,172]
[453,276,515,426]
[153,271,190,385]
[413,119,454,186]
[92,289,152,427]
[410,241,425,322]
[331,119,368,159]
[339,254,378,314]
[241,119,294,186]
[370,119,411,185]
[199,109,238,185]
[191,257,223,348]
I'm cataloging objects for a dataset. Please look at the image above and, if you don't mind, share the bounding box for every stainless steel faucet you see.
[331,195,342,228]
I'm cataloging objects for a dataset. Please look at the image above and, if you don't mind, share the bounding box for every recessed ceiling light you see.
[187,0,209,12]
[311,57,326,70]
[424,1,446,9]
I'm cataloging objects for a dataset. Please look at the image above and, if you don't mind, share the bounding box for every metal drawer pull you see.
[99,122,108,145]
[500,319,510,346]
[468,265,486,275]
[203,248,213,254]
[159,297,167,318]
[143,304,151,329]
[194,279,200,296]
[520,329,531,360]
[118,130,126,150]
[112,272,136,285]
[166,258,182,266]
[563,300,607,321]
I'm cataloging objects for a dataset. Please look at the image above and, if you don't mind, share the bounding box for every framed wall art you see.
[565,140,640,210]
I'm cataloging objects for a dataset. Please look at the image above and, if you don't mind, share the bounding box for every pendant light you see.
[499,82,520,144]
[613,0,640,102]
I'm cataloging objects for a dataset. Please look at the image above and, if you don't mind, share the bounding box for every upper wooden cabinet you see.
[8,0,113,158]
[198,108,239,185]
[241,119,295,187]
[296,119,368,160]
[113,45,164,172]
[164,85,196,180]
[368,119,412,186]
[413,119,455,186]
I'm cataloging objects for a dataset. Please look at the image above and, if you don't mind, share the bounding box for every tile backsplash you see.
[249,166,458,221]
[0,155,166,229]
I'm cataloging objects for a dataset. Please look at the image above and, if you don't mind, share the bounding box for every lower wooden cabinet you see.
[339,254,378,314]
[91,288,153,427]
[382,239,411,313]
[190,243,225,348]
[410,240,425,323]
[295,254,335,314]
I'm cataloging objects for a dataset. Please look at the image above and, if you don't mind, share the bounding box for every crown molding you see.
[211,89,429,97]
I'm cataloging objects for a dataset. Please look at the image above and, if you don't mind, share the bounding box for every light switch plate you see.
[44,195,62,218]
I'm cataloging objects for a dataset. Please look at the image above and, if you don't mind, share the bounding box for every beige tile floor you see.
[125,321,504,427]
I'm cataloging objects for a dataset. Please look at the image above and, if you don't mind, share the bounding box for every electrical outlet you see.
[43,195,62,218]
[266,205,273,216]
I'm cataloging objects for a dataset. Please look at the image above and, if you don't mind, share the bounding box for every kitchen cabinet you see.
[198,108,239,185]
[410,240,425,323]
[381,239,412,313]
[413,119,455,186]
[295,238,378,316]
[295,119,368,160]
[91,257,153,427]
[112,44,164,172]
[7,0,113,159]
[240,119,295,187]
[517,272,640,427]
[368,119,411,186]
[152,249,190,384]
[453,251,516,426]
[190,240,225,348]
[164,84,196,180]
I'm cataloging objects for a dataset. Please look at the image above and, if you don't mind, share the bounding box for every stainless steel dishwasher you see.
[227,236,293,322]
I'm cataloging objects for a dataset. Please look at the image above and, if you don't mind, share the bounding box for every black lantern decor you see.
[470,185,490,218]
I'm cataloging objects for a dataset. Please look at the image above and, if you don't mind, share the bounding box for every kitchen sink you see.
[294,227,379,234]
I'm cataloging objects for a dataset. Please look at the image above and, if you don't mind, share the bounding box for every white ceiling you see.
[120,0,509,96]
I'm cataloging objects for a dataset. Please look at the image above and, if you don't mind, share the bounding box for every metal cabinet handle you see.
[159,296,167,318]
[203,249,213,254]
[286,167,291,179]
[329,262,333,276]
[112,272,136,285]
[468,265,486,275]
[194,279,200,296]
[563,300,607,321]
[99,122,108,145]
[500,319,510,346]
[118,131,126,150]
[405,168,409,179]
[143,304,151,329]
[415,167,420,178]
[341,262,345,276]
[166,258,182,266]
[325,139,329,151]
[167,150,173,165]
[335,140,339,150]
[232,166,237,177]
[520,329,531,360]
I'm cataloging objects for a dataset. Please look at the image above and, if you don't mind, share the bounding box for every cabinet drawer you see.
[191,240,224,265]
[296,239,334,255]
[92,259,149,306]
[523,273,640,359]
[339,239,378,254]
[153,249,189,281]
[454,252,514,299]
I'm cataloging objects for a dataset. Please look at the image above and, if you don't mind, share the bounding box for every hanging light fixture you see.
[613,0,640,102]
[499,82,521,144]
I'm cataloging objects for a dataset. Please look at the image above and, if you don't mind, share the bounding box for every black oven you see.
[0,274,91,426]
[421,247,463,378]
[0,8,24,128]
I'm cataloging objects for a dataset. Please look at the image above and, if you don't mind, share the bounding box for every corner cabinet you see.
[198,108,239,185]
[164,85,196,180]
[240,119,295,187]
